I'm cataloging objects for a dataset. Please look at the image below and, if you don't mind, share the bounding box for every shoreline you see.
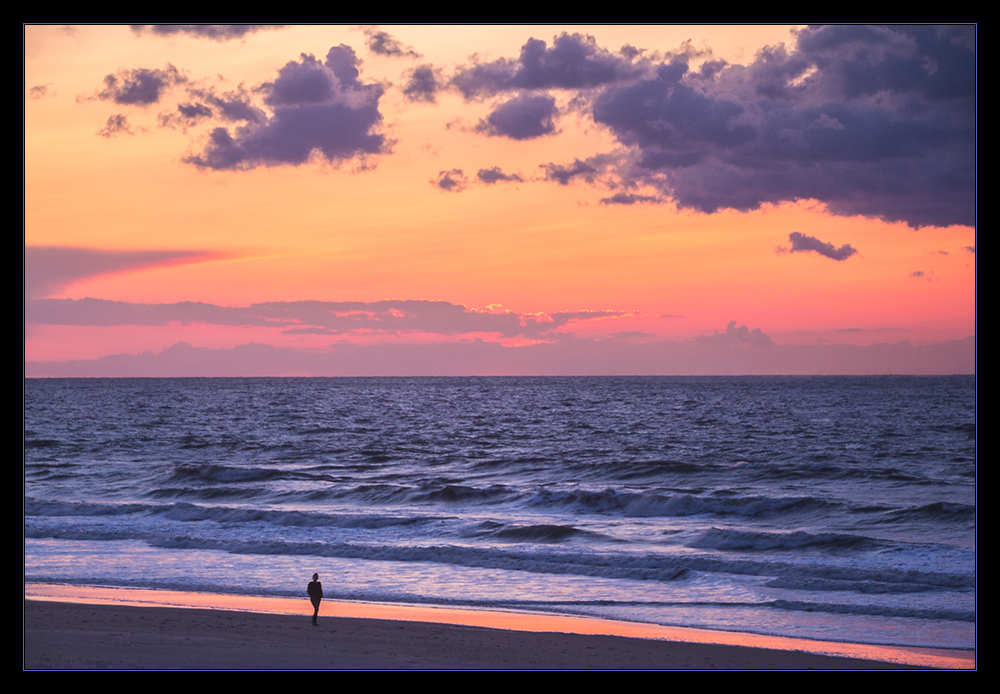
[23,585,974,670]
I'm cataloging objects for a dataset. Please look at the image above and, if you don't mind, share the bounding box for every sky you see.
[24,25,976,376]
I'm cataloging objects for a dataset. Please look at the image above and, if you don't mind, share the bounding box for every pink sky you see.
[24,25,976,376]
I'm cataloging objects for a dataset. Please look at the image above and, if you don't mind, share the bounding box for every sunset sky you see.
[24,25,976,376]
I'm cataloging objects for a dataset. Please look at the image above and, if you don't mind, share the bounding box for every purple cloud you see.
[432,169,468,192]
[96,65,186,106]
[26,297,623,342]
[590,25,975,228]
[402,65,442,103]
[364,28,420,58]
[452,32,644,99]
[184,46,389,171]
[25,246,221,299]
[696,321,773,347]
[477,167,523,184]
[97,114,137,138]
[787,231,858,261]
[130,25,286,41]
[477,93,558,140]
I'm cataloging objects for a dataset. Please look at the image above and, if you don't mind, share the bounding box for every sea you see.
[24,376,976,652]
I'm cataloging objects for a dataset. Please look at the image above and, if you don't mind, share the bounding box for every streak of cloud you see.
[786,231,858,261]
[25,247,223,299]
[130,25,286,41]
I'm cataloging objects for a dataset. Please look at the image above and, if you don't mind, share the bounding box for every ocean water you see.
[23,376,976,651]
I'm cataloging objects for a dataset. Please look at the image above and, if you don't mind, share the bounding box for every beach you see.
[25,599,938,670]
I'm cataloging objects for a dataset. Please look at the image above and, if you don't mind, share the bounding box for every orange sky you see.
[24,25,975,375]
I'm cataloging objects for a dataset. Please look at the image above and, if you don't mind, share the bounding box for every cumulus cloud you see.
[785,231,858,261]
[363,28,420,58]
[402,64,442,103]
[476,92,558,140]
[29,84,50,100]
[130,25,286,41]
[95,65,186,106]
[590,25,975,228]
[184,45,389,171]
[432,169,468,192]
[477,167,523,184]
[452,32,645,99]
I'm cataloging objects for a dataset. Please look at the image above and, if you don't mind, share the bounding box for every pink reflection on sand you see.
[25,584,973,669]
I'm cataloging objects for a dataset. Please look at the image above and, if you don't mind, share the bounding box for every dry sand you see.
[24,600,935,670]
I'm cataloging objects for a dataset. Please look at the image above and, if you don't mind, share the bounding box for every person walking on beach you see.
[308,573,323,626]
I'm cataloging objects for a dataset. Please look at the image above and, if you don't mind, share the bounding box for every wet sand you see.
[24,599,947,670]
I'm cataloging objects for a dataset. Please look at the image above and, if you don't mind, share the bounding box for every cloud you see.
[477,167,523,184]
[476,93,558,140]
[26,334,976,378]
[187,86,267,125]
[452,32,644,99]
[600,192,663,205]
[184,46,389,171]
[402,65,442,103]
[95,65,186,106]
[540,152,621,186]
[363,28,420,58]
[696,321,773,347]
[29,84,50,100]
[130,25,286,41]
[589,25,975,228]
[786,231,858,261]
[26,297,623,342]
[97,114,138,138]
[432,169,468,192]
[24,246,222,299]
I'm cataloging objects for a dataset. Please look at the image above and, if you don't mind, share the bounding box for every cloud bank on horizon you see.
[93,24,974,229]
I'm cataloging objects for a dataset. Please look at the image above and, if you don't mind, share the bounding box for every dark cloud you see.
[477,167,523,184]
[697,321,773,347]
[24,246,220,299]
[29,84,50,100]
[130,25,286,41]
[787,231,858,261]
[476,93,558,140]
[96,65,185,106]
[590,25,976,228]
[363,28,420,58]
[452,32,644,99]
[184,46,389,171]
[402,65,442,103]
[965,245,976,254]
[432,169,468,192]
[97,114,137,138]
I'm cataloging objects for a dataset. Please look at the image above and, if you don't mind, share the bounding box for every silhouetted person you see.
[308,573,323,625]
